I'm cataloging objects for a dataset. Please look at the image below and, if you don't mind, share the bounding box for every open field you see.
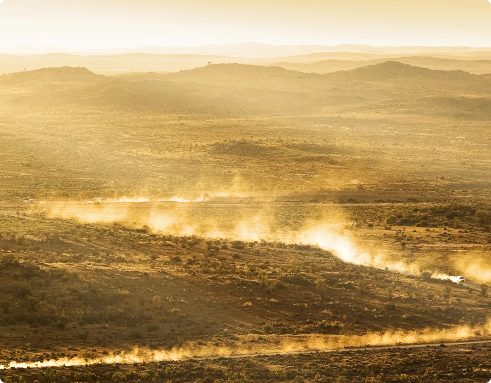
[1,59,491,381]
[1,64,491,201]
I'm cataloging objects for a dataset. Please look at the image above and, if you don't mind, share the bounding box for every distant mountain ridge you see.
[3,48,491,78]
[270,56,491,75]
[168,61,482,85]
[2,43,491,58]
[1,62,490,118]
[2,61,486,86]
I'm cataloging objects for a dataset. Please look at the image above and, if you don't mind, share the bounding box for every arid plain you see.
[1,49,491,382]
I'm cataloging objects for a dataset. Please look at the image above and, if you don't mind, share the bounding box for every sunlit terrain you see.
[1,41,491,383]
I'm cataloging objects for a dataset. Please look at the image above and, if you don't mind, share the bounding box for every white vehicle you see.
[456,276,465,283]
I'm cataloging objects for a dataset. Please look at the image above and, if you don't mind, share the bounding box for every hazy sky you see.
[0,0,490,49]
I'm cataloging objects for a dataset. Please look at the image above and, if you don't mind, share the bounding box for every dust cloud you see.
[167,196,208,203]
[1,320,491,370]
[46,202,128,224]
[453,256,491,284]
[431,273,463,283]
[34,199,478,283]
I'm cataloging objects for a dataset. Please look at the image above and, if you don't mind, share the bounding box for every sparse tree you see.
[111,372,127,382]
[443,285,451,299]
[421,271,432,281]
[387,286,394,300]
[480,285,488,297]
[357,279,369,295]
[476,210,489,225]
[315,278,328,298]
[25,296,39,312]
[260,274,268,288]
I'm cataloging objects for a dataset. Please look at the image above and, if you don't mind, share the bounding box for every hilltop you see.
[328,61,479,83]
[0,66,100,85]
[164,63,320,90]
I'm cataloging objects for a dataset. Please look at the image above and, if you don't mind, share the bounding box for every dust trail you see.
[104,197,151,203]
[38,199,485,282]
[40,201,424,277]
[145,203,423,276]
[1,321,491,370]
[46,202,128,223]
[166,196,208,203]
[431,273,464,284]
[453,255,491,284]
[293,225,422,275]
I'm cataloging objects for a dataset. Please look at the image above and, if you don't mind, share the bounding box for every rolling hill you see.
[271,57,491,75]
[1,62,490,117]
[0,66,101,85]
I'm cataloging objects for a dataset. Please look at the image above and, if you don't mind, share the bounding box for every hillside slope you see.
[0,66,101,85]
[1,63,490,117]
[271,57,491,75]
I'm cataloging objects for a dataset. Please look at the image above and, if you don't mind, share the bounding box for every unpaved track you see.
[197,339,491,362]
[4,339,491,370]
[464,281,484,291]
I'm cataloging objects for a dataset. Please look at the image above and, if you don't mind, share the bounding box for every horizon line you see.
[2,42,491,49]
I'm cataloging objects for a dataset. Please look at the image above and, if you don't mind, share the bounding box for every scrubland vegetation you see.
[1,209,491,381]
[1,53,491,381]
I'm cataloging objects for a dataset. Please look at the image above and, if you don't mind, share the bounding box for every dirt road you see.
[210,338,491,362]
